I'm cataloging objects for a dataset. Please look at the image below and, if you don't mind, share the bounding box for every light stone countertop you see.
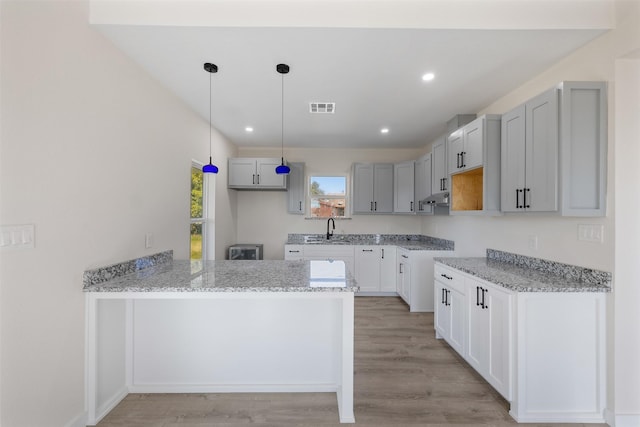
[83,259,358,293]
[434,255,611,293]
[286,233,454,251]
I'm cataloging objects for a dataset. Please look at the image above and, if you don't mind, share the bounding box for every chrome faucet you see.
[326,217,335,240]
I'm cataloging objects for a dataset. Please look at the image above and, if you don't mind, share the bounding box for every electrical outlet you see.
[145,233,154,249]
[578,224,604,243]
[528,235,538,250]
[0,224,35,249]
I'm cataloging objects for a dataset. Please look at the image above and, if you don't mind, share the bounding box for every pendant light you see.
[202,62,219,174]
[275,63,291,175]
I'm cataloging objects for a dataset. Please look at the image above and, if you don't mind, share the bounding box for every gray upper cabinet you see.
[394,161,415,213]
[448,119,485,174]
[432,137,448,194]
[353,163,394,214]
[414,153,433,215]
[501,82,607,216]
[287,162,305,214]
[228,158,286,190]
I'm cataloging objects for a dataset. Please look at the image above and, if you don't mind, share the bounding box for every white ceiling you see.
[93,1,610,149]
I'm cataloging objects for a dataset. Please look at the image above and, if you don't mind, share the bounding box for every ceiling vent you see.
[309,102,335,114]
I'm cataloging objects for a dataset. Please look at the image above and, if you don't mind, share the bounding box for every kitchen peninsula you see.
[83,251,357,425]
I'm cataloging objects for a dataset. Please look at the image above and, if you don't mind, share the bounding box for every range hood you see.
[425,192,449,207]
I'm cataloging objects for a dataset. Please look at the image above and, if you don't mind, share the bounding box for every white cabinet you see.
[414,154,433,215]
[501,81,607,216]
[354,246,396,293]
[396,249,412,304]
[396,249,451,312]
[228,158,286,189]
[448,115,501,215]
[352,163,394,214]
[284,245,304,260]
[431,137,449,195]
[284,245,354,277]
[287,162,305,214]
[434,264,465,355]
[465,277,512,400]
[394,161,415,213]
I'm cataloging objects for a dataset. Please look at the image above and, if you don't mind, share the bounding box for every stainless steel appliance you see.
[228,244,264,260]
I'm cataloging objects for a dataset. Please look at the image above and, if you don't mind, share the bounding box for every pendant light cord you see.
[281,71,284,159]
[209,69,213,161]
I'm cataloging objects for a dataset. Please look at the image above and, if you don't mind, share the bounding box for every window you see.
[190,164,205,261]
[309,176,347,218]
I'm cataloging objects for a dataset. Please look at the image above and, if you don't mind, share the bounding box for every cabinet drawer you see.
[434,264,465,294]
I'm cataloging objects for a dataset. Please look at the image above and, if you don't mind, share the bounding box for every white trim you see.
[605,409,640,427]
[95,386,128,425]
[128,384,337,393]
[64,411,88,427]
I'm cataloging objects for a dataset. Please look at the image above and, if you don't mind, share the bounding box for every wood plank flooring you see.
[96,297,605,426]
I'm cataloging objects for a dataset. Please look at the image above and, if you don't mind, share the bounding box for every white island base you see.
[86,291,355,425]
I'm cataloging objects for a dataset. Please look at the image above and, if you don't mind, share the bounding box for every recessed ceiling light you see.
[245,126,254,132]
[422,72,435,82]
[380,128,389,134]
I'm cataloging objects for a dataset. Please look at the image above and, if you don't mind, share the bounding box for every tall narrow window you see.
[190,164,206,261]
[309,176,347,218]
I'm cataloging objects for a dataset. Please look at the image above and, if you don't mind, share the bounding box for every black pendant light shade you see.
[275,63,291,175]
[203,62,219,174]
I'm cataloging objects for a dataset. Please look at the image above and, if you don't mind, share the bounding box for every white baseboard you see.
[95,386,128,425]
[128,383,337,393]
[604,409,640,427]
[64,411,87,427]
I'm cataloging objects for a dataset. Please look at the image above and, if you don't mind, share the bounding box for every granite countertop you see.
[83,258,358,293]
[434,250,611,293]
[286,233,454,251]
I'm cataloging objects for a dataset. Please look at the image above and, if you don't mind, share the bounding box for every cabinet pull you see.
[446,290,451,306]
[299,201,302,211]
[525,188,531,208]
[288,250,300,253]
[381,248,385,259]
[374,201,377,211]
[482,288,488,309]
[410,201,414,211]
[440,273,452,280]
[441,288,446,304]
[362,249,374,252]
[440,178,443,191]
[456,153,461,169]
[516,189,521,209]
[476,286,481,306]
[370,201,373,211]
[461,151,466,168]
[399,263,403,274]
[256,174,260,184]
[252,174,256,185]
[443,177,447,191]
[401,254,408,259]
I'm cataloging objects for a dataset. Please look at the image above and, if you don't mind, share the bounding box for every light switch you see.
[0,224,35,249]
[578,224,604,243]
[145,233,154,249]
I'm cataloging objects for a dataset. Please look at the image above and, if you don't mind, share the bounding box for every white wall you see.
[0,1,236,425]
[236,147,423,260]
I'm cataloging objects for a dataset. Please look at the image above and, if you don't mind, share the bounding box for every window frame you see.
[190,161,208,261]
[308,174,348,219]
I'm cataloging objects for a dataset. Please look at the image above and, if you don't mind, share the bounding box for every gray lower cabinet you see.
[501,81,607,216]
[354,246,396,293]
[352,163,394,214]
[287,162,305,214]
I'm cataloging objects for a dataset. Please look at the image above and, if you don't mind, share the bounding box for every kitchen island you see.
[83,252,357,425]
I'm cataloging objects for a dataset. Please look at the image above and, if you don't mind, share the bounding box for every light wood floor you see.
[96,297,605,426]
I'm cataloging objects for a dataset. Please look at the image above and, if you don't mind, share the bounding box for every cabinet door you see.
[354,246,380,292]
[526,88,559,212]
[466,279,489,373]
[486,284,512,400]
[373,164,394,213]
[256,158,286,188]
[353,163,374,213]
[432,138,448,193]
[447,130,464,173]
[397,251,411,304]
[448,286,466,355]
[228,158,257,187]
[415,155,433,214]
[434,280,450,339]
[287,162,305,214]
[463,119,484,170]
[501,105,526,212]
[379,246,397,292]
[394,161,415,213]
